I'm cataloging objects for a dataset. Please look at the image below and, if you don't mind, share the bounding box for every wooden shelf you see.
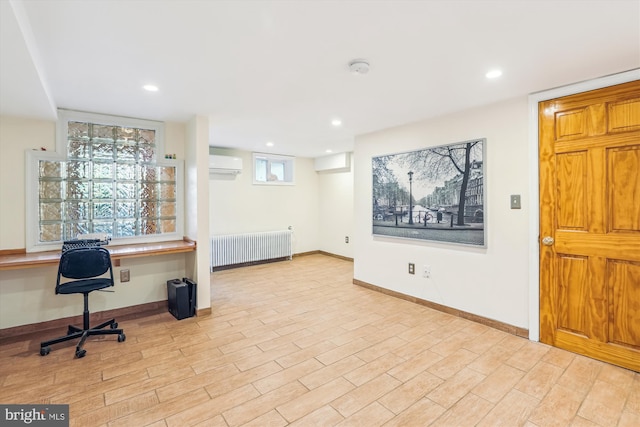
[0,239,196,271]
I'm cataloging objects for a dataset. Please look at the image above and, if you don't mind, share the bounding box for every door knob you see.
[542,236,554,246]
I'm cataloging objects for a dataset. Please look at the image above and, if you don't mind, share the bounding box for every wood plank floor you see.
[1,254,638,426]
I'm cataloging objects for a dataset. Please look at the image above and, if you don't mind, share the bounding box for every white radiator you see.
[210,230,293,270]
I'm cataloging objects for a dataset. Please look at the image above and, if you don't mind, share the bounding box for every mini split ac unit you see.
[209,155,242,174]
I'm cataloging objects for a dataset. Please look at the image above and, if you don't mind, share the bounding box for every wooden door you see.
[539,80,640,372]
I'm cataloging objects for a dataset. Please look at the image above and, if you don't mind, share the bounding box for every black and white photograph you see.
[372,138,486,246]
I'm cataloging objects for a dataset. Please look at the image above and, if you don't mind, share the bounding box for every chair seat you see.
[57,278,113,294]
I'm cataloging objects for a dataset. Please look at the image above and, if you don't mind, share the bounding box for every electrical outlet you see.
[345,236,349,243]
[120,269,130,282]
[423,265,431,278]
[408,263,415,274]
[511,194,521,209]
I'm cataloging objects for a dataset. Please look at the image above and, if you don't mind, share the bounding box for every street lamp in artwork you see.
[408,171,414,225]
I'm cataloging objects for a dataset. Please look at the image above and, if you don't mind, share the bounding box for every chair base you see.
[40,318,125,358]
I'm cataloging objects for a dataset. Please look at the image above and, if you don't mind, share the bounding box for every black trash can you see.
[167,278,197,320]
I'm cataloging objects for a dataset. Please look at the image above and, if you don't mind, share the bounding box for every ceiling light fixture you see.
[486,69,502,79]
[326,149,333,153]
[143,84,159,92]
[331,119,342,126]
[349,59,370,75]
[266,141,274,147]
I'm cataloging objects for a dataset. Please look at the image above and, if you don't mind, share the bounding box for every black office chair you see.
[40,242,126,358]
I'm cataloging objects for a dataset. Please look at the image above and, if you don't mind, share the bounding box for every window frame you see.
[26,110,184,252]
[252,152,295,185]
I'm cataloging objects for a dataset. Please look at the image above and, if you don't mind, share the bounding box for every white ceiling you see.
[1,0,639,158]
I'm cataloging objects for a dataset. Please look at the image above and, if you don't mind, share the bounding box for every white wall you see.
[209,148,320,255]
[0,116,55,249]
[0,115,193,329]
[0,255,185,329]
[317,155,354,259]
[185,115,211,311]
[354,96,530,329]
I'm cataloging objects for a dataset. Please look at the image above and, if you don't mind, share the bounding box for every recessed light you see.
[143,84,159,92]
[266,141,274,147]
[486,69,502,79]
[326,149,333,153]
[331,119,342,127]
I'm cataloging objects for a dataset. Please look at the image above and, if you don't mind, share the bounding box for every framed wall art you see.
[372,138,486,247]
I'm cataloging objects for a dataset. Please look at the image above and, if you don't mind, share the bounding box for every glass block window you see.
[36,118,177,243]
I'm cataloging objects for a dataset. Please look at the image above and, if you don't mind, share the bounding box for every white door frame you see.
[527,68,640,341]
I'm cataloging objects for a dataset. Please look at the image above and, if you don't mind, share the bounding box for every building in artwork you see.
[425,160,483,217]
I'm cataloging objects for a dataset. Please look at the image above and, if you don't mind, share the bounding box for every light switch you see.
[511,195,521,209]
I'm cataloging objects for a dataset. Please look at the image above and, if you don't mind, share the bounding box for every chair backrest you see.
[56,247,114,290]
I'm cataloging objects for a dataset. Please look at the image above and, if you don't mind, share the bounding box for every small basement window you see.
[253,153,295,185]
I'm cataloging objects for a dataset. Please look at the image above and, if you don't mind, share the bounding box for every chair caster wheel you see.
[118,333,126,342]
[111,322,118,329]
[40,347,50,356]
[75,349,86,358]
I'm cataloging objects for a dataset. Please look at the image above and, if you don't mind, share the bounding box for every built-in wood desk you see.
[0,239,196,270]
